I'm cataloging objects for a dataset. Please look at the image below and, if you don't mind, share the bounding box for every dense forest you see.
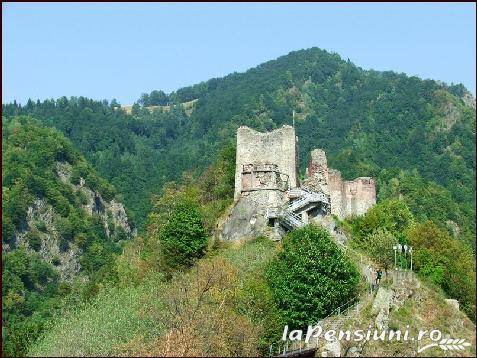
[2,47,476,356]
[2,118,132,355]
[3,48,475,247]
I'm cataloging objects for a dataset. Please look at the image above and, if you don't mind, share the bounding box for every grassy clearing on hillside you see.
[220,236,278,276]
[28,273,165,357]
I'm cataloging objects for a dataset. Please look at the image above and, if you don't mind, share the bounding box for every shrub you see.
[118,258,260,357]
[266,225,360,329]
[52,256,61,266]
[27,230,42,251]
[406,222,476,319]
[56,217,73,241]
[114,226,128,242]
[35,221,48,233]
[158,202,208,270]
[80,242,114,274]
[77,190,89,205]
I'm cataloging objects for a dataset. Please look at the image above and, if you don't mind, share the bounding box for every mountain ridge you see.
[3,47,474,247]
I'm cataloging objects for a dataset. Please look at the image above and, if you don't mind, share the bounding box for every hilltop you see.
[2,47,475,357]
[3,47,475,248]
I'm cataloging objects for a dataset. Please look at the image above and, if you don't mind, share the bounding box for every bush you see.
[114,226,128,242]
[406,222,476,319]
[348,199,414,243]
[117,258,260,357]
[158,202,208,270]
[35,221,48,233]
[73,233,88,248]
[27,230,42,251]
[80,242,116,274]
[266,225,360,329]
[56,217,73,242]
[77,191,89,205]
[350,228,397,273]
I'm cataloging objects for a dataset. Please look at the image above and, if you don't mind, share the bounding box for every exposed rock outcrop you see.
[219,190,286,241]
[7,162,134,282]
[445,299,460,311]
[461,91,476,109]
[13,199,81,281]
[56,161,134,238]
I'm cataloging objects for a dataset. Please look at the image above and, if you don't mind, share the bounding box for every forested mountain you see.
[2,47,476,357]
[2,117,134,355]
[3,48,475,249]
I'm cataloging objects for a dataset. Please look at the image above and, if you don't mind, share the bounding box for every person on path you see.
[376,268,383,286]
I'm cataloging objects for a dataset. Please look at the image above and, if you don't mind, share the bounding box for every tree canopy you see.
[266,225,360,329]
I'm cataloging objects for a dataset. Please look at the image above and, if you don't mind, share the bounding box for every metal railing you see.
[270,293,370,357]
[275,188,331,230]
[280,211,305,229]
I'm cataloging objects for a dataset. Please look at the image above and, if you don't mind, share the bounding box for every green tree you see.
[406,222,476,319]
[158,201,208,270]
[266,225,360,329]
[348,199,414,243]
[149,90,169,106]
[352,228,397,273]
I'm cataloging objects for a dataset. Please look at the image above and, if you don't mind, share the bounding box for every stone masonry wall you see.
[328,170,376,218]
[305,149,329,194]
[306,150,376,219]
[223,126,376,241]
[234,125,299,200]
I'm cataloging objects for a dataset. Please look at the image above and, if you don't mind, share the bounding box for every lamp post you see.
[398,244,403,270]
[403,244,408,270]
[393,245,397,268]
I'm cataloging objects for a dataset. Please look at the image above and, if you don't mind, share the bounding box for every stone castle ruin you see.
[220,125,376,241]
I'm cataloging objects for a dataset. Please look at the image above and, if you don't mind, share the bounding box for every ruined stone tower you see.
[219,125,376,241]
[234,125,299,200]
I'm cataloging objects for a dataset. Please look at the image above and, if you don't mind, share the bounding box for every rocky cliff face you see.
[56,162,134,238]
[219,190,286,241]
[13,199,81,281]
[7,162,135,282]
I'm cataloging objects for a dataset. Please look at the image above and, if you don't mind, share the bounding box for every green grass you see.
[29,273,165,357]
[220,236,278,276]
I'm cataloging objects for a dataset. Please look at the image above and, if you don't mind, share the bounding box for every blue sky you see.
[3,2,476,104]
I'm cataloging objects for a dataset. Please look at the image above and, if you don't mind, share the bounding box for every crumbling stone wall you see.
[221,126,376,241]
[307,152,376,219]
[241,164,288,192]
[305,149,329,194]
[234,125,299,200]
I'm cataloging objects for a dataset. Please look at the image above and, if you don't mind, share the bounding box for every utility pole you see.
[293,109,296,128]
